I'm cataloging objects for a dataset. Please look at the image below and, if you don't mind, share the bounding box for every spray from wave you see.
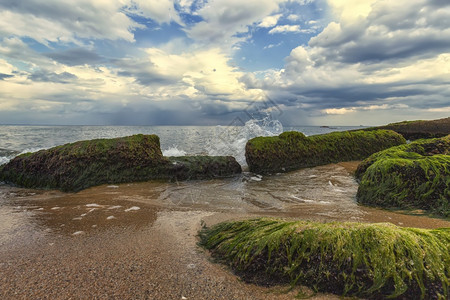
[206,116,283,167]
[162,145,187,157]
[0,148,44,166]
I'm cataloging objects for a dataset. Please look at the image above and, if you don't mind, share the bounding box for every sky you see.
[0,0,449,126]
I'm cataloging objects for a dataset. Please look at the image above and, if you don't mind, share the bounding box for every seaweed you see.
[245,129,406,174]
[199,218,450,299]
[356,135,450,217]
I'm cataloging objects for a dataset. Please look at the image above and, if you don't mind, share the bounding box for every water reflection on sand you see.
[1,162,448,243]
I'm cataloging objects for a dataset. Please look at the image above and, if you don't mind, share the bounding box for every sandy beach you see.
[1,163,449,299]
[0,189,344,299]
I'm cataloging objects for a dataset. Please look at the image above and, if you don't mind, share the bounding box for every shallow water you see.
[1,161,448,249]
[1,123,448,245]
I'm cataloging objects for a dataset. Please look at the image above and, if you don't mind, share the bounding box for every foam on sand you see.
[125,206,140,212]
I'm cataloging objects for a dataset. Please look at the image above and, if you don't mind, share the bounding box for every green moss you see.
[245,129,406,174]
[199,218,449,299]
[356,135,450,217]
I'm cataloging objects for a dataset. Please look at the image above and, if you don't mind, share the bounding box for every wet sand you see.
[1,163,449,299]
[0,194,342,299]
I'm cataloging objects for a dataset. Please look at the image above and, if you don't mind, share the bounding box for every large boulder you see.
[0,134,242,192]
[245,130,406,174]
[363,117,450,140]
[200,218,450,299]
[356,135,450,217]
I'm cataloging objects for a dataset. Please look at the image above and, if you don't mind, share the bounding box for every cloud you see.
[258,14,282,28]
[29,71,78,84]
[269,25,301,34]
[116,47,265,101]
[287,14,300,22]
[45,48,104,66]
[125,0,182,24]
[0,40,266,125]
[254,0,450,124]
[0,0,144,44]
[185,0,283,45]
[0,73,14,80]
[310,0,450,63]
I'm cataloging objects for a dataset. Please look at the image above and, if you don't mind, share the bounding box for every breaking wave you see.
[206,116,283,166]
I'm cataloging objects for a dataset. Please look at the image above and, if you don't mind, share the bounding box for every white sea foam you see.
[108,205,122,210]
[0,156,9,166]
[106,215,116,220]
[72,231,84,235]
[163,145,187,157]
[125,206,140,212]
[86,203,101,207]
[250,176,262,182]
[0,148,45,166]
[206,116,283,166]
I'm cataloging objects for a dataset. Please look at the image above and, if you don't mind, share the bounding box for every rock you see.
[199,218,450,299]
[167,156,242,180]
[363,117,450,140]
[245,130,405,174]
[355,135,450,217]
[0,134,242,192]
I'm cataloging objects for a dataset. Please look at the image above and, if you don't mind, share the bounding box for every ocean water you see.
[0,121,363,167]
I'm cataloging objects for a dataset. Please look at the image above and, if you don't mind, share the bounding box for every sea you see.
[0,119,362,167]
[1,119,449,243]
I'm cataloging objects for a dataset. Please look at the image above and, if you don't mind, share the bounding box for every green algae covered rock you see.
[167,156,242,180]
[364,117,450,140]
[199,218,450,299]
[0,134,242,192]
[245,129,405,174]
[356,135,450,217]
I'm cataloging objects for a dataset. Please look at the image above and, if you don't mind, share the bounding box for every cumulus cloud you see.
[269,25,301,34]
[0,0,144,44]
[185,0,283,45]
[258,14,282,28]
[256,0,450,124]
[125,0,182,24]
[310,0,450,63]
[117,47,265,101]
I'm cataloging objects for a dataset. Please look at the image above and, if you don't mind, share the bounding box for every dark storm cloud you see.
[45,48,104,66]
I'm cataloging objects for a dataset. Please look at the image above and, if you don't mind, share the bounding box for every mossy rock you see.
[199,218,450,299]
[245,130,406,174]
[0,135,242,192]
[167,156,242,180]
[355,135,450,217]
[363,117,450,140]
